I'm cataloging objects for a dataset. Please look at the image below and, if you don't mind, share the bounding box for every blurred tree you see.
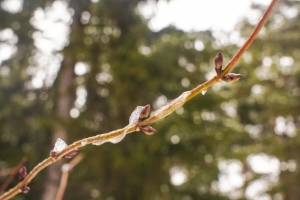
[0,0,299,200]
[233,1,300,199]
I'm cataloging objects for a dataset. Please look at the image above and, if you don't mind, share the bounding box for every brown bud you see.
[214,52,223,74]
[21,186,30,194]
[222,73,242,83]
[140,126,156,135]
[49,150,58,158]
[64,149,79,159]
[19,166,27,181]
[139,104,151,119]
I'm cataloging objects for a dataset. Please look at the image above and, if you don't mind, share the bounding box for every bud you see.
[139,104,151,119]
[49,150,58,158]
[129,104,151,125]
[64,149,79,159]
[140,126,156,135]
[19,166,27,181]
[21,186,30,194]
[214,52,223,74]
[222,73,242,83]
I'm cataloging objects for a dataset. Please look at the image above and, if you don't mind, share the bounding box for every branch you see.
[0,157,27,195]
[55,154,84,200]
[0,0,279,199]
[221,0,278,76]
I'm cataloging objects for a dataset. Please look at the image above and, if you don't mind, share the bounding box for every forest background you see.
[0,0,299,199]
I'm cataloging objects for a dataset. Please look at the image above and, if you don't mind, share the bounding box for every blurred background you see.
[0,0,299,199]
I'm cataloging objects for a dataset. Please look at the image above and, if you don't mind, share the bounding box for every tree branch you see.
[55,154,84,200]
[0,157,27,195]
[0,0,279,199]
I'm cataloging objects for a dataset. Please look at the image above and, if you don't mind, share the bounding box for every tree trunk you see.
[41,2,89,199]
[41,55,75,200]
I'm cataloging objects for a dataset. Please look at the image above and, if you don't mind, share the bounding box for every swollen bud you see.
[139,104,151,119]
[49,150,58,158]
[129,104,152,125]
[140,126,156,135]
[21,186,30,194]
[64,149,79,159]
[19,166,27,181]
[222,73,242,83]
[214,52,223,75]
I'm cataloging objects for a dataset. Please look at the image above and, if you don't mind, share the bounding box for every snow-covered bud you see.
[129,104,151,125]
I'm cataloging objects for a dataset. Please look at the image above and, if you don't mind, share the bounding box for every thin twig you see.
[0,157,27,195]
[0,0,279,199]
[55,154,84,200]
[221,0,278,76]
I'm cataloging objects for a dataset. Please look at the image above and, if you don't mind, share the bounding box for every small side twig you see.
[0,0,279,199]
[55,154,84,200]
[221,0,278,76]
[0,157,27,195]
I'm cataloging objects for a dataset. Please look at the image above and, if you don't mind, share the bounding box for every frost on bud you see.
[129,104,151,125]
[21,186,30,194]
[222,73,242,83]
[64,149,79,159]
[214,52,223,75]
[19,166,27,181]
[139,104,151,119]
[140,126,156,135]
[53,138,67,152]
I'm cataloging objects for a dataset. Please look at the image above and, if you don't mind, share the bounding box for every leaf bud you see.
[214,52,223,74]
[21,186,30,194]
[140,126,156,135]
[19,166,27,181]
[222,73,242,82]
[139,104,151,119]
[64,149,79,159]
[49,150,58,158]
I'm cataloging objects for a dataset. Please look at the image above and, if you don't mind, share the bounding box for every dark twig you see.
[55,154,84,200]
[0,157,27,195]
